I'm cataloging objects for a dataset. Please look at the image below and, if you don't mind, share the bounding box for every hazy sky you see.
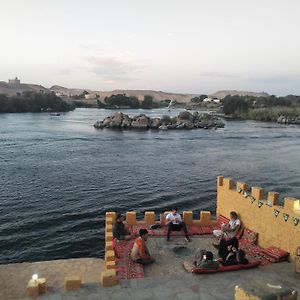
[1,0,300,95]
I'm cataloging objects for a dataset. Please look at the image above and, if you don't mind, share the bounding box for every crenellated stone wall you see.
[100,210,215,286]
[101,176,300,286]
[100,212,118,287]
[216,176,300,261]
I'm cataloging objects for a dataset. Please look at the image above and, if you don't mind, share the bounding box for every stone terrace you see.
[0,236,299,299]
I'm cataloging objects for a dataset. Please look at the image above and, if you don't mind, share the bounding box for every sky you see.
[0,0,300,95]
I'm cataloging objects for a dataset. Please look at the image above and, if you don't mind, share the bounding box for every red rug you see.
[240,243,288,266]
[113,216,288,279]
[114,240,144,279]
[129,224,213,237]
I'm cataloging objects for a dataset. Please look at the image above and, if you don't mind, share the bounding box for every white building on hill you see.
[8,77,21,85]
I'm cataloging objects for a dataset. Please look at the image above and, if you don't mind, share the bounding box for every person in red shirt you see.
[131,229,155,265]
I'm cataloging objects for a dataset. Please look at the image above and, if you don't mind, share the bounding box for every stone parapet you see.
[217,176,300,260]
[101,212,118,287]
[101,209,216,286]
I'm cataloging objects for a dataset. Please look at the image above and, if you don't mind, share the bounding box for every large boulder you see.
[178,111,193,122]
[110,112,124,128]
[158,125,168,130]
[94,121,104,129]
[277,115,284,124]
[161,115,172,125]
[150,118,161,129]
[131,114,150,129]
[102,117,112,127]
[121,114,131,128]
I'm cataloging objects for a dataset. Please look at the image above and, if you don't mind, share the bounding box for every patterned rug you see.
[114,216,289,279]
[114,240,144,279]
[129,224,214,237]
[240,244,289,266]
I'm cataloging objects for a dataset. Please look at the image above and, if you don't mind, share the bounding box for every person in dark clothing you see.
[218,237,239,265]
[237,249,249,265]
[194,250,219,269]
[113,213,131,240]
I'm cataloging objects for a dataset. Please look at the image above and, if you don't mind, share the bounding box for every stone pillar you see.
[126,212,137,225]
[183,211,193,225]
[145,211,155,225]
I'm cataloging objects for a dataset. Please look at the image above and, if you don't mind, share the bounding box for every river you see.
[0,108,299,263]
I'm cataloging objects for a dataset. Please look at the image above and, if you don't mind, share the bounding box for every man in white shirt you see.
[166,207,190,242]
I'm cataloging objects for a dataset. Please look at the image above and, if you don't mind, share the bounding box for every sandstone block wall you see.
[217,176,300,260]
[100,210,215,286]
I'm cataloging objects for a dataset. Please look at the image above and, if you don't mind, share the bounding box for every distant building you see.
[85,93,99,100]
[203,97,221,104]
[8,77,21,85]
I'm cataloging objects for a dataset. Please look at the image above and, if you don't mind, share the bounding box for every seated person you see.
[237,249,249,265]
[218,237,239,266]
[213,211,241,239]
[166,207,190,242]
[194,249,219,269]
[112,213,131,241]
[131,229,155,265]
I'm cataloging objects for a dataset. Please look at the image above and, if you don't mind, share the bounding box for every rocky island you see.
[94,111,225,130]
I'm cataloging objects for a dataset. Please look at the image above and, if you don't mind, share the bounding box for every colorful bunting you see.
[243,191,249,198]
[274,209,280,217]
[249,196,256,203]
[258,201,264,208]
[293,217,299,226]
[283,213,289,222]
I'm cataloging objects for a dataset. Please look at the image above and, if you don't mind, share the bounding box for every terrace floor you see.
[0,236,299,300]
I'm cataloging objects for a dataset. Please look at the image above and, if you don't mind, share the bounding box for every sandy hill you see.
[50,86,197,103]
[100,89,197,102]
[1,81,270,102]
[50,85,92,96]
[50,86,270,102]
[210,90,269,99]
[0,81,49,96]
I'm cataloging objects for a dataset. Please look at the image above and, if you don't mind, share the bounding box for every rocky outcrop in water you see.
[277,115,300,125]
[94,111,225,130]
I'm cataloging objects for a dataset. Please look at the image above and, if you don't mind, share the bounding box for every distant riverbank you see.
[222,95,300,124]
[0,93,74,113]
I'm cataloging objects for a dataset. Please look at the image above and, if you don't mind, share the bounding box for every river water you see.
[0,108,299,263]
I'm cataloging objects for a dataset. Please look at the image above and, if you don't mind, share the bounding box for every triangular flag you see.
[283,213,289,222]
[249,196,256,203]
[293,217,299,226]
[243,191,249,198]
[274,209,280,217]
[258,201,264,208]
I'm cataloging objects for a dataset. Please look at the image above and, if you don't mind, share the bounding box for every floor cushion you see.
[183,261,260,274]
[239,228,258,245]
[260,246,289,262]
